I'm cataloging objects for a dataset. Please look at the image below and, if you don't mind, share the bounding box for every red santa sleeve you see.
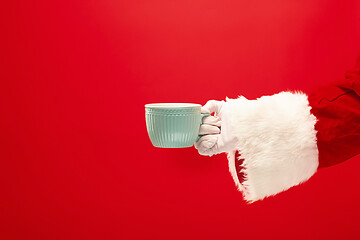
[227,56,360,202]
[309,57,360,168]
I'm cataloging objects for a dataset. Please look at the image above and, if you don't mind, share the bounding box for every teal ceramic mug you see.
[145,103,210,148]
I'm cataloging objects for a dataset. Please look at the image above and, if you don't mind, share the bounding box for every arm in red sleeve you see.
[308,57,360,167]
[223,56,360,202]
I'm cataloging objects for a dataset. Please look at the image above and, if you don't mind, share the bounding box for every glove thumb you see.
[202,100,224,115]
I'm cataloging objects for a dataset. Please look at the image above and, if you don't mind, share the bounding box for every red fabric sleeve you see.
[308,56,360,168]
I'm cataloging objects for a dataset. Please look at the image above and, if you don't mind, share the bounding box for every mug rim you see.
[145,103,201,108]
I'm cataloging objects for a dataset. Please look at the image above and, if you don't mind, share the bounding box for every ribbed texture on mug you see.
[145,109,200,148]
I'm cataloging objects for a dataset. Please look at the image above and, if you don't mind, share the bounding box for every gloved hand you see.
[194,100,239,156]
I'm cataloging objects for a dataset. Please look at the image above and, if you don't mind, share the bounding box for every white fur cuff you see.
[226,92,319,202]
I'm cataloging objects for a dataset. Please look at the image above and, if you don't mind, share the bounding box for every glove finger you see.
[202,116,221,127]
[194,134,218,155]
[194,134,211,149]
[200,139,222,157]
[198,124,220,135]
[202,100,224,114]
[207,135,225,156]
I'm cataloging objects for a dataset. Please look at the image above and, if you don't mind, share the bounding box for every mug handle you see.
[196,113,211,142]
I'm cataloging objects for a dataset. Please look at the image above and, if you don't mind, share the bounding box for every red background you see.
[2,1,360,239]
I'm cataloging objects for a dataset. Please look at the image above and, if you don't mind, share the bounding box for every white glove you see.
[194,100,239,156]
